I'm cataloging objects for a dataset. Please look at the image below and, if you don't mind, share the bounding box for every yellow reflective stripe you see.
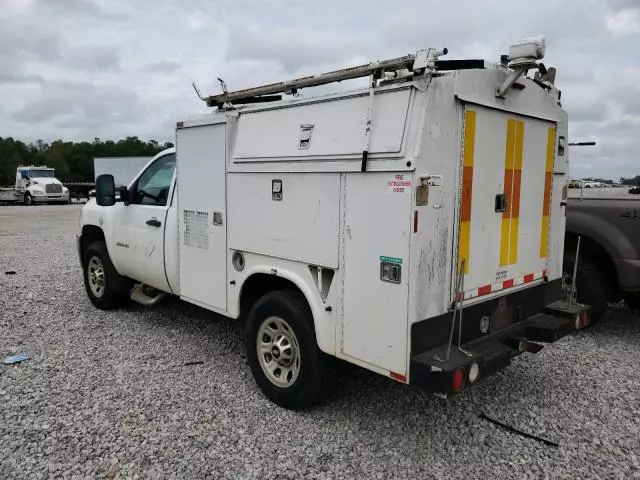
[540,126,556,257]
[540,215,549,258]
[500,217,511,266]
[509,217,519,265]
[463,110,476,168]
[514,120,524,170]
[459,221,471,274]
[500,119,524,266]
[459,109,476,274]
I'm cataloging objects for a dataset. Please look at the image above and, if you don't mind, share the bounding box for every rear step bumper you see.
[410,299,590,396]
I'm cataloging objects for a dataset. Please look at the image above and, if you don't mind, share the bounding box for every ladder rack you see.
[203,48,449,108]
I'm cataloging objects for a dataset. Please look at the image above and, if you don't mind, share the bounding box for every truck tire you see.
[563,253,609,324]
[245,290,331,410]
[82,241,127,310]
[624,293,640,313]
[24,193,33,206]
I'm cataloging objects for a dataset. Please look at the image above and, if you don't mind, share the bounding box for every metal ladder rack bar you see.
[204,53,425,107]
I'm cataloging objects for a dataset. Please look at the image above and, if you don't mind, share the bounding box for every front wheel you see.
[82,241,127,310]
[24,193,33,206]
[245,290,331,410]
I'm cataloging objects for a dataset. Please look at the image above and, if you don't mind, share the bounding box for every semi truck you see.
[0,166,70,205]
[77,37,589,409]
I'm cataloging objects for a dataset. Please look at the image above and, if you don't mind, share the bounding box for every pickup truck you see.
[77,38,591,409]
[564,194,640,320]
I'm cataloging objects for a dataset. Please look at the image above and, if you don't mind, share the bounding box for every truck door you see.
[112,153,176,292]
[456,105,557,302]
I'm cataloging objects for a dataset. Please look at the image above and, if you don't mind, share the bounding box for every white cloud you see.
[605,8,640,37]
[227,24,369,71]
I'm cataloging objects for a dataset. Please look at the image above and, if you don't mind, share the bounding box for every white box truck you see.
[77,38,590,409]
[0,166,70,204]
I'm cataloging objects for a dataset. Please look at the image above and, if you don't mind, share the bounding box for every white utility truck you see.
[77,37,590,409]
[0,166,70,205]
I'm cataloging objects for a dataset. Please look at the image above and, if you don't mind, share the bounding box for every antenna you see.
[217,77,228,94]
[191,82,206,101]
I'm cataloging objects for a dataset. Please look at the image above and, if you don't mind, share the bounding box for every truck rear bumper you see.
[409,281,590,396]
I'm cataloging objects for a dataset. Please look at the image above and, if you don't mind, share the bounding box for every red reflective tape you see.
[542,269,547,278]
[390,371,407,382]
[413,210,418,233]
[503,279,514,289]
[478,284,492,296]
[524,273,535,283]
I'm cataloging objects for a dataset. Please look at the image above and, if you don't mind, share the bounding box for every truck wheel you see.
[82,241,127,310]
[24,193,33,206]
[624,293,640,313]
[563,253,609,324]
[245,290,331,410]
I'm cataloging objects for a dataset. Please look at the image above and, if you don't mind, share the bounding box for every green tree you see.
[0,137,168,185]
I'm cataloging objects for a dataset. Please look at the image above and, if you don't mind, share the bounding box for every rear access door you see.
[457,105,556,302]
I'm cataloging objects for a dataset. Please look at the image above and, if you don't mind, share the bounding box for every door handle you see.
[146,218,162,227]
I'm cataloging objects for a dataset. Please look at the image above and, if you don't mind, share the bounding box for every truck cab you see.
[78,38,590,409]
[16,166,70,205]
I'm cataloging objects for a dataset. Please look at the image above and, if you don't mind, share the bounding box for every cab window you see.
[132,154,176,206]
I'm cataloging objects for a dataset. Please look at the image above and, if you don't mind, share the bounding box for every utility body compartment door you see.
[176,123,228,312]
[457,105,557,303]
[340,172,412,375]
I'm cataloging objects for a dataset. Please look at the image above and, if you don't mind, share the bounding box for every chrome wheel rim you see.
[87,256,106,298]
[257,316,301,388]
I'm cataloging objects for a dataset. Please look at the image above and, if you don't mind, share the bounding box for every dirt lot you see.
[1,204,639,479]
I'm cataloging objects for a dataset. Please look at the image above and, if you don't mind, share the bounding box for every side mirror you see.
[95,174,116,207]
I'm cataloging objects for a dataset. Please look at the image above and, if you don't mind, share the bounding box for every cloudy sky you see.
[1,0,639,179]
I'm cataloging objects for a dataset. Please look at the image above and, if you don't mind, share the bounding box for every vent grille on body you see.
[183,210,209,249]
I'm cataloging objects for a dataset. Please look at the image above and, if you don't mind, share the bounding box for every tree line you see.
[619,176,640,186]
[2,136,639,187]
[0,137,172,186]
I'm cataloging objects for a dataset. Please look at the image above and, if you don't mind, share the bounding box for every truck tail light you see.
[452,369,465,392]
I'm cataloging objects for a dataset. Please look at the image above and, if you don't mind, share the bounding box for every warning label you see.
[387,174,411,194]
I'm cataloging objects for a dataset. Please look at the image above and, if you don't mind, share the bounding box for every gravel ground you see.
[1,204,639,479]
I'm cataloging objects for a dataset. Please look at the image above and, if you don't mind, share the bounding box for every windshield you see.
[25,170,56,178]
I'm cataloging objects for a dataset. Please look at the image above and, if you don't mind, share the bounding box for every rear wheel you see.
[82,241,127,310]
[563,253,610,323]
[245,290,331,410]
